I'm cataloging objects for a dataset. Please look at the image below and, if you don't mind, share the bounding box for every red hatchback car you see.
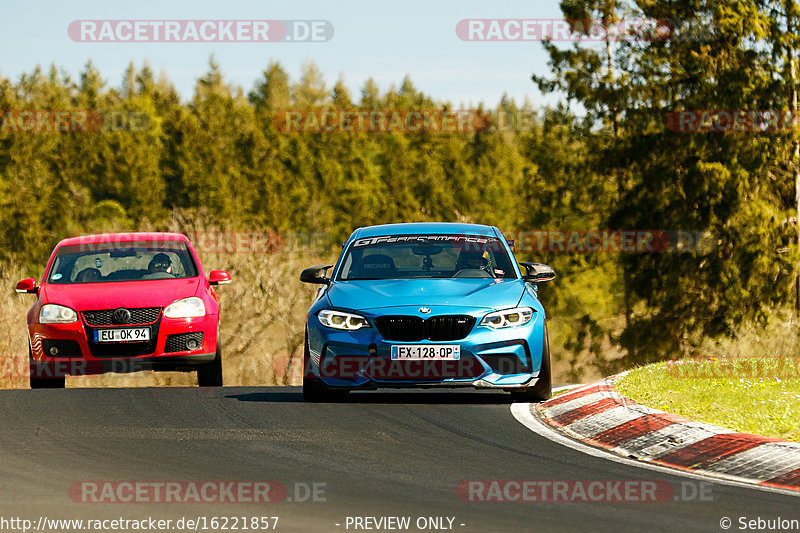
[15,233,232,388]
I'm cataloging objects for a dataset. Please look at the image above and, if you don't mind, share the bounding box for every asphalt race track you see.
[0,387,797,533]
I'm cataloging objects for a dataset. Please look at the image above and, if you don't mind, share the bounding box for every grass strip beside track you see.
[617,357,800,442]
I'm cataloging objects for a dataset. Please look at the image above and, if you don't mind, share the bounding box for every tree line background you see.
[3,0,800,382]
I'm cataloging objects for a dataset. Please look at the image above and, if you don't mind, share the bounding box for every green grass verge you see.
[616,357,800,442]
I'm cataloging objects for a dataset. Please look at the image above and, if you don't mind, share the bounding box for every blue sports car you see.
[299,222,555,402]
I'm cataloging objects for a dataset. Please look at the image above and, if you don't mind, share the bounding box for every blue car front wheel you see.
[302,329,348,402]
[511,321,552,403]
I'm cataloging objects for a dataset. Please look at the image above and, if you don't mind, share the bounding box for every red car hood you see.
[41,278,202,311]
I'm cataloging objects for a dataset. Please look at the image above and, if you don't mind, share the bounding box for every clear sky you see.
[0,0,568,108]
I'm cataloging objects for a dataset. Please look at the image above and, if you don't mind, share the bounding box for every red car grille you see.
[82,307,162,326]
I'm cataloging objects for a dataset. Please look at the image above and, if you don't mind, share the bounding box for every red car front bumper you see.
[28,309,219,377]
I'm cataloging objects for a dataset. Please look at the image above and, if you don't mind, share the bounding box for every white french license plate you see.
[93,328,150,343]
[391,345,460,360]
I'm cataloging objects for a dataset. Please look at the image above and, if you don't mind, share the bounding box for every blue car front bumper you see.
[306,305,546,390]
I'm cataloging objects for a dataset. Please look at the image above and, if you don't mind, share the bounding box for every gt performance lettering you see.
[352,235,496,247]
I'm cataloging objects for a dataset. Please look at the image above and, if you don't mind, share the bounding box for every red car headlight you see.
[164,297,206,319]
[39,304,78,324]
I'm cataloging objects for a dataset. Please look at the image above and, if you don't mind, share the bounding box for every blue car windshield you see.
[338,234,517,280]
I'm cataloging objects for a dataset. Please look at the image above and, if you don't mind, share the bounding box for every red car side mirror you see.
[209,270,232,286]
[16,278,38,294]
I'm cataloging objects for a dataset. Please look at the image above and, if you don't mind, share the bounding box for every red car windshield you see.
[46,241,198,284]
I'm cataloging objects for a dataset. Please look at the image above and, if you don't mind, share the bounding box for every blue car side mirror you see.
[520,262,555,283]
[300,265,333,284]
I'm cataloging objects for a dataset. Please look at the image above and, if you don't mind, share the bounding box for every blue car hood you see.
[326,278,526,312]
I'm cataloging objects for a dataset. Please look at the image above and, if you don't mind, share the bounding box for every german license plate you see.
[93,328,150,343]
[390,345,460,360]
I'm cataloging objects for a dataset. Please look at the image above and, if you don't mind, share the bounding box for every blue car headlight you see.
[480,307,533,329]
[318,309,371,331]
